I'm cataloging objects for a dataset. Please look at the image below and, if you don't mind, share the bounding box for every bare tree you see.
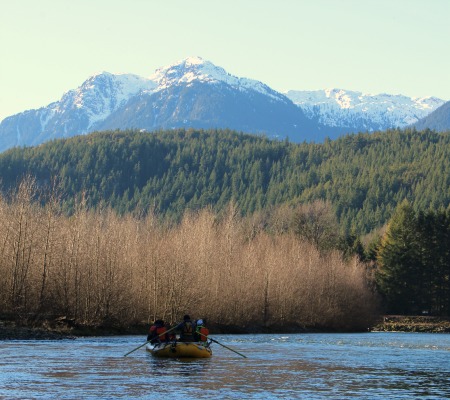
[38,177,62,311]
[7,176,40,311]
[292,200,340,250]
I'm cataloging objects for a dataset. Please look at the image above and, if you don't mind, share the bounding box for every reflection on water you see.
[0,333,449,399]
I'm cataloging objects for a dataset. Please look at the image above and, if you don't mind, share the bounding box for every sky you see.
[1,0,449,122]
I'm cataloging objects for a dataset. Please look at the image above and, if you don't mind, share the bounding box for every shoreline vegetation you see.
[1,315,449,341]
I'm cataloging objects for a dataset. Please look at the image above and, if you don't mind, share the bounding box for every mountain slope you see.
[97,80,324,140]
[413,101,450,131]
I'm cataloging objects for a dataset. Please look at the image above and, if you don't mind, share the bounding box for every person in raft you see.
[176,314,195,342]
[147,319,169,344]
[195,319,209,343]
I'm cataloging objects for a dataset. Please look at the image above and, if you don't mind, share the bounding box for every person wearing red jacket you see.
[147,319,169,344]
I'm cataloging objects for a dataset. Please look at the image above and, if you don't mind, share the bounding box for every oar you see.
[206,335,247,358]
[124,323,179,357]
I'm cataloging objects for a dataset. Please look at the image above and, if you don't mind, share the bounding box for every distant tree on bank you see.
[376,201,450,316]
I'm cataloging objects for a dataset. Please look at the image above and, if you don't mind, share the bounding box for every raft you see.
[146,341,212,358]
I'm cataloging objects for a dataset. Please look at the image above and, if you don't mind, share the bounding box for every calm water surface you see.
[1,332,449,399]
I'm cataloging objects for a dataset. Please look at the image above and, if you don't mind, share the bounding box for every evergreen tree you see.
[376,200,422,314]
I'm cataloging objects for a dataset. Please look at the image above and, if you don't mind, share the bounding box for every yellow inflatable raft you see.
[146,342,212,358]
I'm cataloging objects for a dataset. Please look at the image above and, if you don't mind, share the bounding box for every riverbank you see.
[371,315,450,333]
[2,314,450,340]
[0,316,145,340]
[0,319,76,340]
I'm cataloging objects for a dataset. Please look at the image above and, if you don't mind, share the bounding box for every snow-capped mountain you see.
[94,57,319,140]
[285,89,445,132]
[0,56,445,153]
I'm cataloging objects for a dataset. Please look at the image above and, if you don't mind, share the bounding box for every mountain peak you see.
[182,56,207,66]
[149,56,286,103]
[150,56,230,89]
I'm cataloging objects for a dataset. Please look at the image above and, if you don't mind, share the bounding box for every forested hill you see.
[0,128,449,235]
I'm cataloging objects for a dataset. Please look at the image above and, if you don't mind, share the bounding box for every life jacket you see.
[197,326,209,342]
[180,321,194,342]
[156,326,167,339]
[149,324,168,343]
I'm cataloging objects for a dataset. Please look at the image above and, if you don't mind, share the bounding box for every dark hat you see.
[183,314,191,321]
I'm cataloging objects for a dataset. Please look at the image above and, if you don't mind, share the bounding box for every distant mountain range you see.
[0,56,447,153]
[285,89,445,133]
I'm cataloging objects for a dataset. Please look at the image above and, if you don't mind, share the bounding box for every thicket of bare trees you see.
[0,178,379,331]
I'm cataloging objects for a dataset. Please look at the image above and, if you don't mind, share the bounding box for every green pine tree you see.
[376,200,422,314]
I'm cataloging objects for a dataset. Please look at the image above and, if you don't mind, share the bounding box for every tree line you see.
[0,127,449,235]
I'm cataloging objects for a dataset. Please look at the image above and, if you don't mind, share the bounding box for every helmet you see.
[183,314,191,321]
[197,319,203,326]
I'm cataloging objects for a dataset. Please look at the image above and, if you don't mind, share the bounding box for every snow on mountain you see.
[285,89,445,131]
[54,72,156,131]
[150,56,286,102]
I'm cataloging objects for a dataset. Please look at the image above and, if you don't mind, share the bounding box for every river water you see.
[1,332,449,399]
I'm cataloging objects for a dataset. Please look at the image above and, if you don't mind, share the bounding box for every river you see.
[1,332,449,399]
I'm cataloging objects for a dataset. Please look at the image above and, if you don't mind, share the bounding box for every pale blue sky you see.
[1,0,449,122]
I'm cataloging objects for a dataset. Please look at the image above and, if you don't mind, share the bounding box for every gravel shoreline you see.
[371,315,450,333]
